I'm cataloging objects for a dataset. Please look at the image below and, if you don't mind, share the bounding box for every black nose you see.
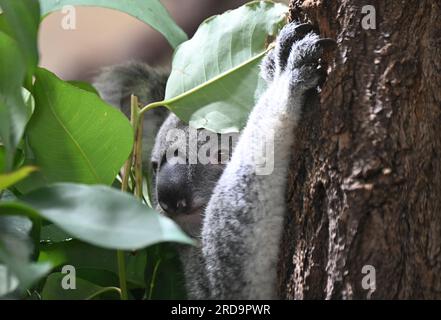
[156,163,192,215]
[158,189,192,215]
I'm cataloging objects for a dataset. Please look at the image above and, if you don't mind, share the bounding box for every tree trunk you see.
[278,0,441,299]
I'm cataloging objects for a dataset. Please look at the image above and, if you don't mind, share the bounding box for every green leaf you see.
[68,80,99,95]
[160,1,287,133]
[0,199,42,256]
[26,68,134,187]
[21,183,194,250]
[40,223,72,243]
[39,239,147,287]
[0,0,40,73]
[0,166,37,190]
[0,214,51,295]
[42,272,121,300]
[145,243,186,299]
[22,87,35,115]
[39,240,146,288]
[40,0,187,48]
[0,147,5,172]
[0,32,31,169]
[0,254,51,296]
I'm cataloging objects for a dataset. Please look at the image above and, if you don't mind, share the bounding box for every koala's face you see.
[151,114,239,238]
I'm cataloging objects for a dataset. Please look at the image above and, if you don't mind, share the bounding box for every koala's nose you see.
[158,190,191,215]
[157,163,192,215]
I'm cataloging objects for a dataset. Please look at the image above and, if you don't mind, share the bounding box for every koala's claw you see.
[261,22,336,90]
[293,23,314,36]
[275,22,315,71]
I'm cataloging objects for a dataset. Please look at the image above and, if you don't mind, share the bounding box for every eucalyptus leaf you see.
[161,1,287,133]
[0,214,51,294]
[39,239,147,287]
[0,200,42,258]
[21,183,194,250]
[145,243,186,299]
[40,223,72,243]
[42,272,120,300]
[26,68,134,187]
[0,0,40,72]
[0,32,31,169]
[0,147,5,172]
[40,0,187,48]
[68,80,99,95]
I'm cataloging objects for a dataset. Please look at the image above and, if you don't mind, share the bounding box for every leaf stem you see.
[116,95,142,300]
[117,251,129,300]
[87,286,122,300]
[139,100,166,116]
[132,95,143,199]
[148,259,162,300]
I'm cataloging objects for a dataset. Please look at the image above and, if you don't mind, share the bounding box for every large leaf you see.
[40,0,187,48]
[0,213,51,295]
[39,239,147,287]
[161,1,287,133]
[0,0,40,72]
[0,32,30,170]
[0,196,42,256]
[145,243,186,299]
[40,223,72,243]
[25,68,134,187]
[21,183,194,250]
[42,272,120,300]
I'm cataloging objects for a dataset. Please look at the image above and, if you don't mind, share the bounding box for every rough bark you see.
[278,0,441,299]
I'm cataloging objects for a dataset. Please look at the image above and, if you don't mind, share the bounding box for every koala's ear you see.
[94,61,169,114]
[119,95,132,118]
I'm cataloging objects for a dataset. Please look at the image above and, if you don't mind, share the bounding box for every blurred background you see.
[38,0,289,81]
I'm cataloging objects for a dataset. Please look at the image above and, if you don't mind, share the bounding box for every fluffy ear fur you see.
[94,61,169,167]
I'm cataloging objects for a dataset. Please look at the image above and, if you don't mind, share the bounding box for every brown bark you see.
[278,0,441,299]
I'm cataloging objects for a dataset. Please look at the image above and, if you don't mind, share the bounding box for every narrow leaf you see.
[0,32,30,169]
[0,0,40,72]
[40,0,187,48]
[21,183,194,250]
[42,272,120,300]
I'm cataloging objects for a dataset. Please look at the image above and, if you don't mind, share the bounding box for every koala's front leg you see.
[202,22,335,299]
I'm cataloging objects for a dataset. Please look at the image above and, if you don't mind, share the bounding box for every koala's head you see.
[151,114,239,238]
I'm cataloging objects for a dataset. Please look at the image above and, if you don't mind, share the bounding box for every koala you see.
[95,22,335,299]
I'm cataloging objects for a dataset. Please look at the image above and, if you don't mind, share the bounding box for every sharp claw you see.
[316,38,337,50]
[294,23,314,35]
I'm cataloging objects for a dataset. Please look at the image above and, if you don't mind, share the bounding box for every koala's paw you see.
[261,22,336,92]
